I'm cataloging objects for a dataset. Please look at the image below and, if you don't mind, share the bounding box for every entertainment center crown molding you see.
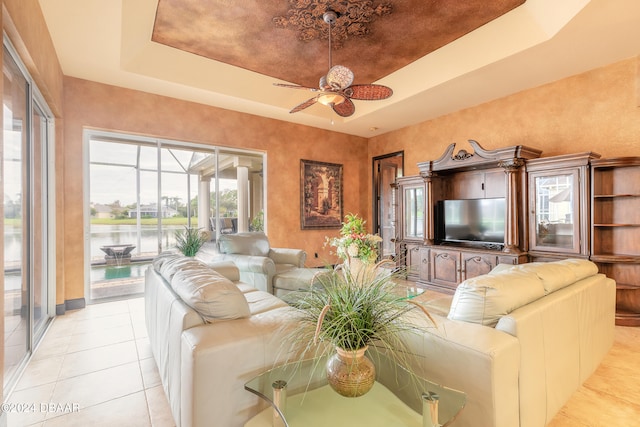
[394,140,603,294]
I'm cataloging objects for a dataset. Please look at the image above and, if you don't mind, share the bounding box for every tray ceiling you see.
[38,0,640,137]
[151,0,524,88]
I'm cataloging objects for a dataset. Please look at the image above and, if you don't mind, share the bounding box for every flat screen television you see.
[438,198,506,245]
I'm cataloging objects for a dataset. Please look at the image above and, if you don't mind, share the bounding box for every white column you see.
[236,165,249,232]
[198,176,211,232]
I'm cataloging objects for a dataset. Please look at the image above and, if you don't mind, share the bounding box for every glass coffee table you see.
[244,348,465,427]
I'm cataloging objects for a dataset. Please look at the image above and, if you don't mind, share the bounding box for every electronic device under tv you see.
[438,198,506,245]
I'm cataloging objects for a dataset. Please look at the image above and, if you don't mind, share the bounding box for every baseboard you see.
[55,298,86,315]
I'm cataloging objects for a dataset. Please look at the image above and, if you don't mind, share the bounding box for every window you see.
[3,40,55,395]
[85,131,265,302]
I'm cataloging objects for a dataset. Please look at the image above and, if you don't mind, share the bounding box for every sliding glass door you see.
[86,132,265,303]
[3,41,54,395]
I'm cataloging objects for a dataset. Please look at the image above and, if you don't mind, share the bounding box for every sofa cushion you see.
[448,270,546,327]
[490,259,599,294]
[170,262,250,322]
[218,232,270,257]
[154,252,204,283]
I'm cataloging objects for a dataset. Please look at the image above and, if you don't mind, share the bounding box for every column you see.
[499,158,525,253]
[422,172,434,245]
[234,157,252,233]
[198,176,211,233]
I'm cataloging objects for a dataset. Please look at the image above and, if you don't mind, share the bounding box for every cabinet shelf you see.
[591,254,640,263]
[594,194,640,198]
[591,157,640,326]
[593,223,640,227]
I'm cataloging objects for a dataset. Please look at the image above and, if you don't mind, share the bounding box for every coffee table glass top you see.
[244,348,465,427]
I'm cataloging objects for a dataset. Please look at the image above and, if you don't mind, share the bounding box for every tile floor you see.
[5,298,174,427]
[5,296,640,426]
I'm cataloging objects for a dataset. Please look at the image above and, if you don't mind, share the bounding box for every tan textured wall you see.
[3,0,64,115]
[6,0,640,306]
[63,77,368,298]
[369,57,640,175]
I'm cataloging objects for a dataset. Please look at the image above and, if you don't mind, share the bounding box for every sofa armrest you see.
[404,315,521,427]
[217,254,276,293]
[180,307,296,427]
[217,254,275,274]
[269,248,307,267]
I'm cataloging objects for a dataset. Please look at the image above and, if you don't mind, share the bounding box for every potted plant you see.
[175,226,208,257]
[284,257,436,398]
[328,213,382,264]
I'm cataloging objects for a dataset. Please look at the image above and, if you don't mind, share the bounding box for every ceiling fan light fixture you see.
[317,92,346,106]
[326,65,354,90]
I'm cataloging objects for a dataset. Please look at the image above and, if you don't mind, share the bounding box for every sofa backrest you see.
[218,232,271,256]
[447,259,600,327]
[152,253,251,322]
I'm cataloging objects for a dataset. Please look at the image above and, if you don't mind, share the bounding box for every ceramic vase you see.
[345,257,377,284]
[326,346,375,397]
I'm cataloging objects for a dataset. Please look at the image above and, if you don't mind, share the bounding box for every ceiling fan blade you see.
[274,83,319,91]
[347,84,393,100]
[331,98,355,117]
[290,96,319,114]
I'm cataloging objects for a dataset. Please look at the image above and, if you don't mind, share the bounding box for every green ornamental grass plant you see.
[175,226,208,257]
[284,260,436,364]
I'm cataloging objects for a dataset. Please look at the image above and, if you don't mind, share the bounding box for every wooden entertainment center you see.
[394,141,640,326]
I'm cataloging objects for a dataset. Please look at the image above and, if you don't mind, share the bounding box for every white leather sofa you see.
[146,254,615,427]
[144,253,297,427]
[403,258,616,427]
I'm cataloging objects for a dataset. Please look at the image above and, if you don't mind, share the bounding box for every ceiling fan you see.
[274,10,393,118]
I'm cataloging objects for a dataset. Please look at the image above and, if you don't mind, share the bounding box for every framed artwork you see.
[300,159,343,229]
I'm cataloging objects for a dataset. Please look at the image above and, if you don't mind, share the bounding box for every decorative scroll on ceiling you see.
[273,0,393,49]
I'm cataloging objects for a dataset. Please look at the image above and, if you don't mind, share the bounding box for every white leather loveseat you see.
[144,253,297,427]
[404,258,616,427]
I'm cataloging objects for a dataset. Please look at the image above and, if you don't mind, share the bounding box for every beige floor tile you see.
[43,318,77,338]
[48,361,143,411]
[5,382,56,427]
[31,335,71,362]
[65,324,134,353]
[553,385,640,427]
[64,300,130,320]
[135,337,153,360]
[58,341,139,380]
[71,312,132,335]
[13,356,64,391]
[131,314,148,340]
[139,358,162,389]
[145,385,176,427]
[43,391,150,427]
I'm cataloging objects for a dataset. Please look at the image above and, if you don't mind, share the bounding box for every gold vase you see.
[326,346,375,397]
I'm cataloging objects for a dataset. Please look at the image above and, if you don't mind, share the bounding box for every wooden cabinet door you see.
[419,247,430,282]
[449,171,484,199]
[484,171,506,198]
[528,168,582,254]
[462,253,497,280]
[406,243,422,279]
[430,248,460,289]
